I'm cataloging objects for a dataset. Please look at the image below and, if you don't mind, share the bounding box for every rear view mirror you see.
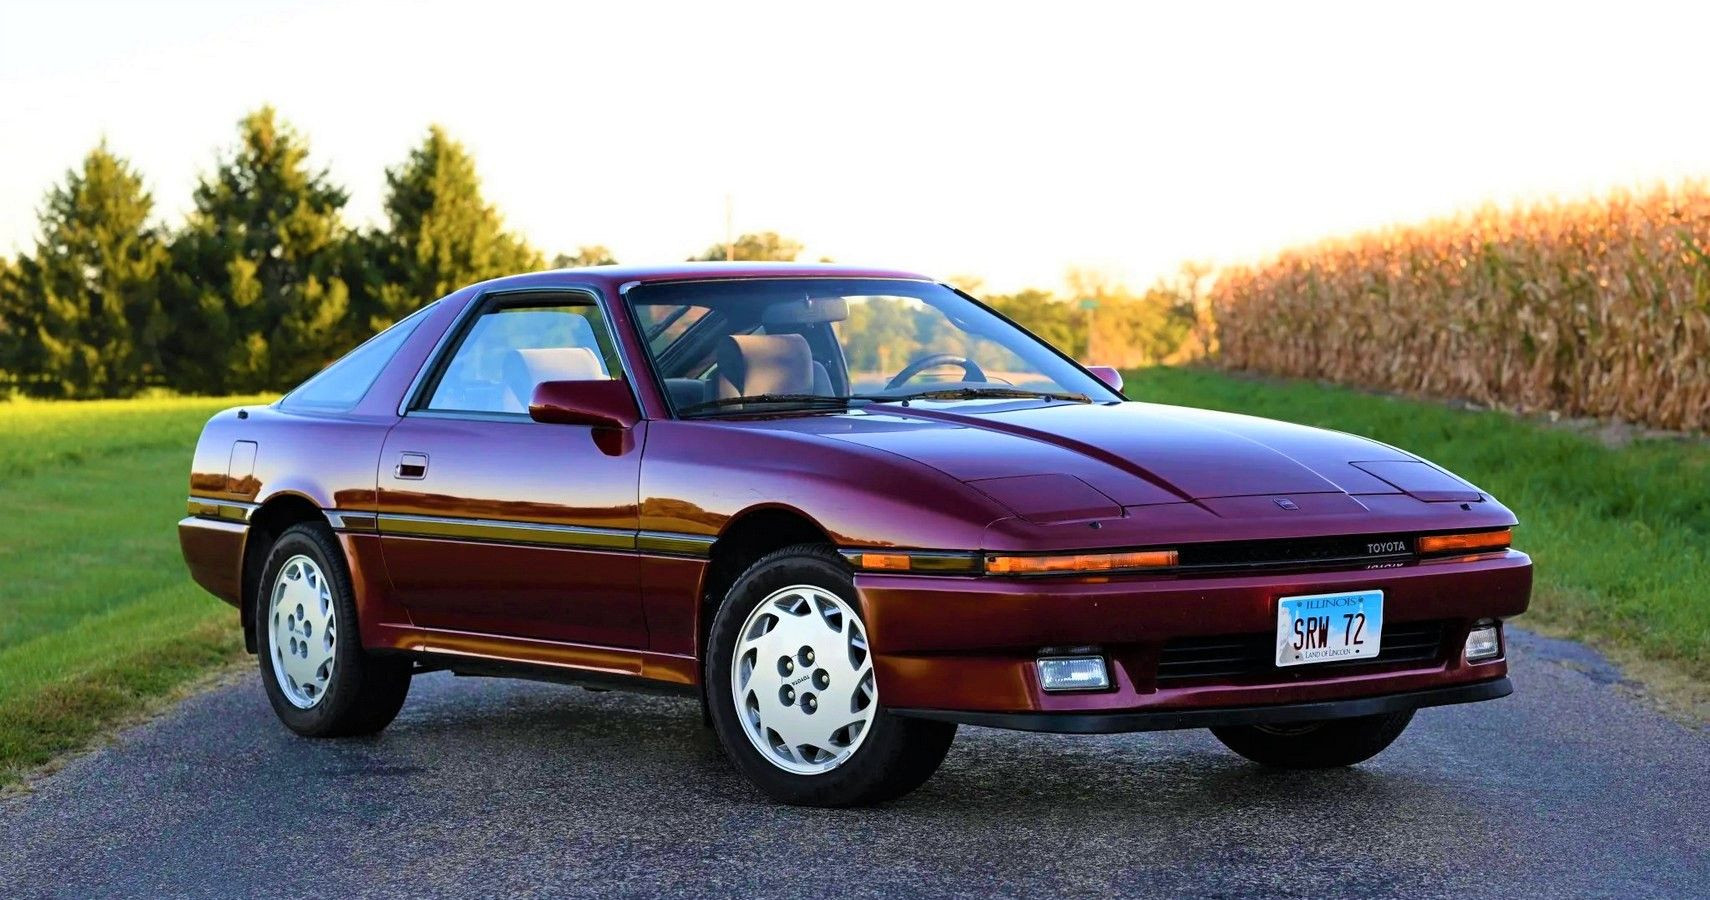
[528,379,640,429]
[1086,366,1124,393]
[762,296,849,326]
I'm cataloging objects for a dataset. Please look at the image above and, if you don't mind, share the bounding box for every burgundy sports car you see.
[179,263,1530,806]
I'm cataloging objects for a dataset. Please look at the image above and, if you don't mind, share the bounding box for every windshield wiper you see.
[678,387,1091,417]
[677,393,855,417]
[871,387,1092,405]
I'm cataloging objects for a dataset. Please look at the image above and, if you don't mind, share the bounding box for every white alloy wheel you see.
[268,554,337,709]
[730,584,877,775]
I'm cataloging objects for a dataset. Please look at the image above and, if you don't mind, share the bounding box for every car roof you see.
[468,261,937,294]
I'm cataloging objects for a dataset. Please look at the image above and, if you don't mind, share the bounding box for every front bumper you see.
[894,677,1512,734]
[858,549,1531,722]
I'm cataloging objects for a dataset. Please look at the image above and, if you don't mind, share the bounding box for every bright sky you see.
[2,0,1707,292]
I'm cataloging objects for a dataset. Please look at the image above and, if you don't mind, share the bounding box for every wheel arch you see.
[698,504,838,662]
[240,492,334,654]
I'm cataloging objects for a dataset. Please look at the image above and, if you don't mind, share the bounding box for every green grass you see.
[0,395,269,786]
[1126,366,1709,713]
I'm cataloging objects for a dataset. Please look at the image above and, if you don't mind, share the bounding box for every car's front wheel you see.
[1210,710,1414,768]
[255,522,412,737]
[705,544,956,806]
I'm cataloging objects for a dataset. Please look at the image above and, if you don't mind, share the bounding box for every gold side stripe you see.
[377,513,637,551]
[187,497,258,522]
[636,531,716,556]
[326,511,378,533]
[186,499,703,556]
[838,549,983,574]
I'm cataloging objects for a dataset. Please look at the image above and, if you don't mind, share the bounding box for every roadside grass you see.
[1126,366,1709,717]
[0,396,268,787]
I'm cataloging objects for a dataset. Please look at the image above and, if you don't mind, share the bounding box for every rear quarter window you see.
[278,305,434,412]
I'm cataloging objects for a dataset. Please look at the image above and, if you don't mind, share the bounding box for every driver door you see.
[376,290,648,648]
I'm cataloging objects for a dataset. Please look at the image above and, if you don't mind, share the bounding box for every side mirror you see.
[1086,365,1124,393]
[528,379,640,429]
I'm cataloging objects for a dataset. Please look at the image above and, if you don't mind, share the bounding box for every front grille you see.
[1155,619,1448,685]
[1172,533,1415,572]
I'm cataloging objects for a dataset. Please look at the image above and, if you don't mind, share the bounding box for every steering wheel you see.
[885,353,988,390]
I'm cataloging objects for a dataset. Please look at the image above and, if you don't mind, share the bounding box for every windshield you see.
[623,278,1120,416]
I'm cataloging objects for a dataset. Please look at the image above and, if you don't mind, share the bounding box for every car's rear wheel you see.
[256,522,411,737]
[1210,710,1414,768]
[705,544,956,806]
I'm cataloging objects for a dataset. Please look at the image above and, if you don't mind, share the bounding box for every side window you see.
[423,295,621,414]
[279,303,434,411]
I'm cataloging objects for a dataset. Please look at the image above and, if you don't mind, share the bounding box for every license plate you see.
[1275,589,1383,667]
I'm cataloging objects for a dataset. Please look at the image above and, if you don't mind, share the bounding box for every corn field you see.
[1209,182,1710,432]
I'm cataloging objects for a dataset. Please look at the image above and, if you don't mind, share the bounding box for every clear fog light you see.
[1465,621,1502,661]
[1037,655,1110,692]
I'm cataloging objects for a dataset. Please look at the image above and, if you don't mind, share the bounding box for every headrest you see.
[715,334,814,400]
[500,309,600,350]
[503,347,606,411]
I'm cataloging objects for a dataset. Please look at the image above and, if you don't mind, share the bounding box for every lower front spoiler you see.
[891,677,1512,735]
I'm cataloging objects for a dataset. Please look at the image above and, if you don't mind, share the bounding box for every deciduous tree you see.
[1065,267,1197,366]
[551,245,617,268]
[691,231,802,262]
[985,288,1084,358]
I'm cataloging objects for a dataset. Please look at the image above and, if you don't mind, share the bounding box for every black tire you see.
[705,544,956,807]
[255,522,411,737]
[1210,710,1414,768]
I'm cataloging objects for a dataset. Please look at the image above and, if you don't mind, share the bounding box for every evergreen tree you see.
[0,255,17,391]
[161,107,351,392]
[0,144,168,397]
[365,126,540,330]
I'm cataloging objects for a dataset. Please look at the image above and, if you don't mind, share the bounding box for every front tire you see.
[1210,710,1414,768]
[255,522,411,737]
[705,544,956,806]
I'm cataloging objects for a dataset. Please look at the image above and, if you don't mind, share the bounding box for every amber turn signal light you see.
[1417,529,1512,555]
[857,553,914,571]
[985,549,1178,575]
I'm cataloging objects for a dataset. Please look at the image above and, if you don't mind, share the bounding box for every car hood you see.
[750,400,1482,517]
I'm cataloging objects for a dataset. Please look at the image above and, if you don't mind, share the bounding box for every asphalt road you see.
[2,628,1704,899]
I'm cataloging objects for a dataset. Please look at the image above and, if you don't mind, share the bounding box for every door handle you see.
[395,452,429,480]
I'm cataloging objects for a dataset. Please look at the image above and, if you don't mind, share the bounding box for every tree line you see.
[0,107,1203,399]
[0,107,596,397]
[972,267,1210,370]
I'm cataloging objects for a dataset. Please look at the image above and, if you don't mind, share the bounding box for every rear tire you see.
[1211,710,1414,768]
[705,544,956,806]
[255,522,411,737]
